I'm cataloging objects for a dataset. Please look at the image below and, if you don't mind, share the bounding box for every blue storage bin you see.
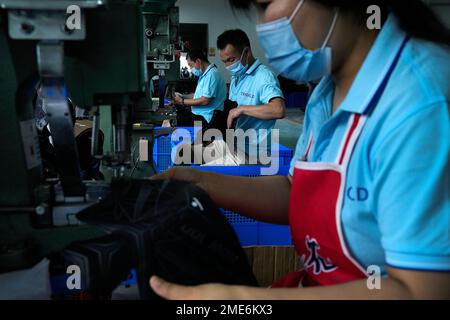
[153,126,198,154]
[152,127,294,174]
[153,126,200,172]
[195,165,292,246]
[258,223,293,246]
[194,164,290,176]
[270,144,294,166]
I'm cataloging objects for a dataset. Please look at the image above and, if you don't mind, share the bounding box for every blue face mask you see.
[256,0,338,82]
[226,48,249,77]
[191,67,202,77]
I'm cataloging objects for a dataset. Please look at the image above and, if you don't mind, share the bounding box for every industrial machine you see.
[0,0,181,298]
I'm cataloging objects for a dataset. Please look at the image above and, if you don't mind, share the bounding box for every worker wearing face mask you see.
[174,49,227,127]
[217,29,286,162]
[150,0,450,299]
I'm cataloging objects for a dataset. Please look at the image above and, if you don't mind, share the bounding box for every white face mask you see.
[191,67,202,77]
[226,48,249,77]
[256,0,338,82]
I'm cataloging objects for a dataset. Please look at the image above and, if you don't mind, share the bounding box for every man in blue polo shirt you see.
[217,29,285,160]
[174,49,227,125]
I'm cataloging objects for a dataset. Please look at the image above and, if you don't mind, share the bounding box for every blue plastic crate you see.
[153,127,200,172]
[270,144,294,166]
[153,126,198,154]
[195,165,292,246]
[194,164,290,176]
[152,129,294,173]
[258,223,293,246]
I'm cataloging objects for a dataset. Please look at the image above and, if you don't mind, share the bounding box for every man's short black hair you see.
[228,0,253,9]
[186,49,209,63]
[216,29,251,53]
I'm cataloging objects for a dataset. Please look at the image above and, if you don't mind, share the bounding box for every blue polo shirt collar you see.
[339,14,408,114]
[199,63,215,80]
[245,58,262,75]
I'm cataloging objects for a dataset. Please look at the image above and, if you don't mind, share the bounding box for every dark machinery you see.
[0,0,181,298]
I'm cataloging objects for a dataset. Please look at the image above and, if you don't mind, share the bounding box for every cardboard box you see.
[243,246,300,287]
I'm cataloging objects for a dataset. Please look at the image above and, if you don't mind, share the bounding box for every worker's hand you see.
[174,95,183,105]
[227,107,244,128]
[174,92,183,105]
[149,276,251,300]
[161,119,172,127]
[150,167,208,191]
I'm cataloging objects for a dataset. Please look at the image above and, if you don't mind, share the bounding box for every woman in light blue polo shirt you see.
[174,49,227,125]
[150,0,450,299]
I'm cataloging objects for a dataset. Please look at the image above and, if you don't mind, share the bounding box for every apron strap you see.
[302,133,314,161]
[335,114,367,166]
[333,37,409,166]
[301,114,367,167]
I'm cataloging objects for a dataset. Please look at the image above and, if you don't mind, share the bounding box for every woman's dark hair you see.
[217,29,251,53]
[186,48,209,63]
[229,0,450,45]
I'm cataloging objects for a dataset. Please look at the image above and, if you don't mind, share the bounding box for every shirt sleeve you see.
[258,72,284,104]
[228,78,237,101]
[197,72,219,99]
[372,100,450,271]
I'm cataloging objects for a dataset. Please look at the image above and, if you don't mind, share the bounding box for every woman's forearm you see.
[202,173,291,224]
[152,168,291,224]
[242,278,412,300]
[241,268,450,300]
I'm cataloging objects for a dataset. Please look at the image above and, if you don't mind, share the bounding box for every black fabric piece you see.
[49,234,135,298]
[77,179,258,299]
[175,105,208,127]
[203,109,227,144]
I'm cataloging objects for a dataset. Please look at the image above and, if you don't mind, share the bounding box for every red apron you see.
[271,35,409,288]
[268,34,410,288]
[273,114,368,287]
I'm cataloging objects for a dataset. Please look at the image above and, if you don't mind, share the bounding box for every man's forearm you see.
[182,93,194,99]
[240,101,285,120]
[203,173,290,224]
[184,96,211,107]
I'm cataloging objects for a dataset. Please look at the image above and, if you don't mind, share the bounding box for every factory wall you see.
[175,0,268,83]
[176,0,450,84]
[428,0,450,28]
